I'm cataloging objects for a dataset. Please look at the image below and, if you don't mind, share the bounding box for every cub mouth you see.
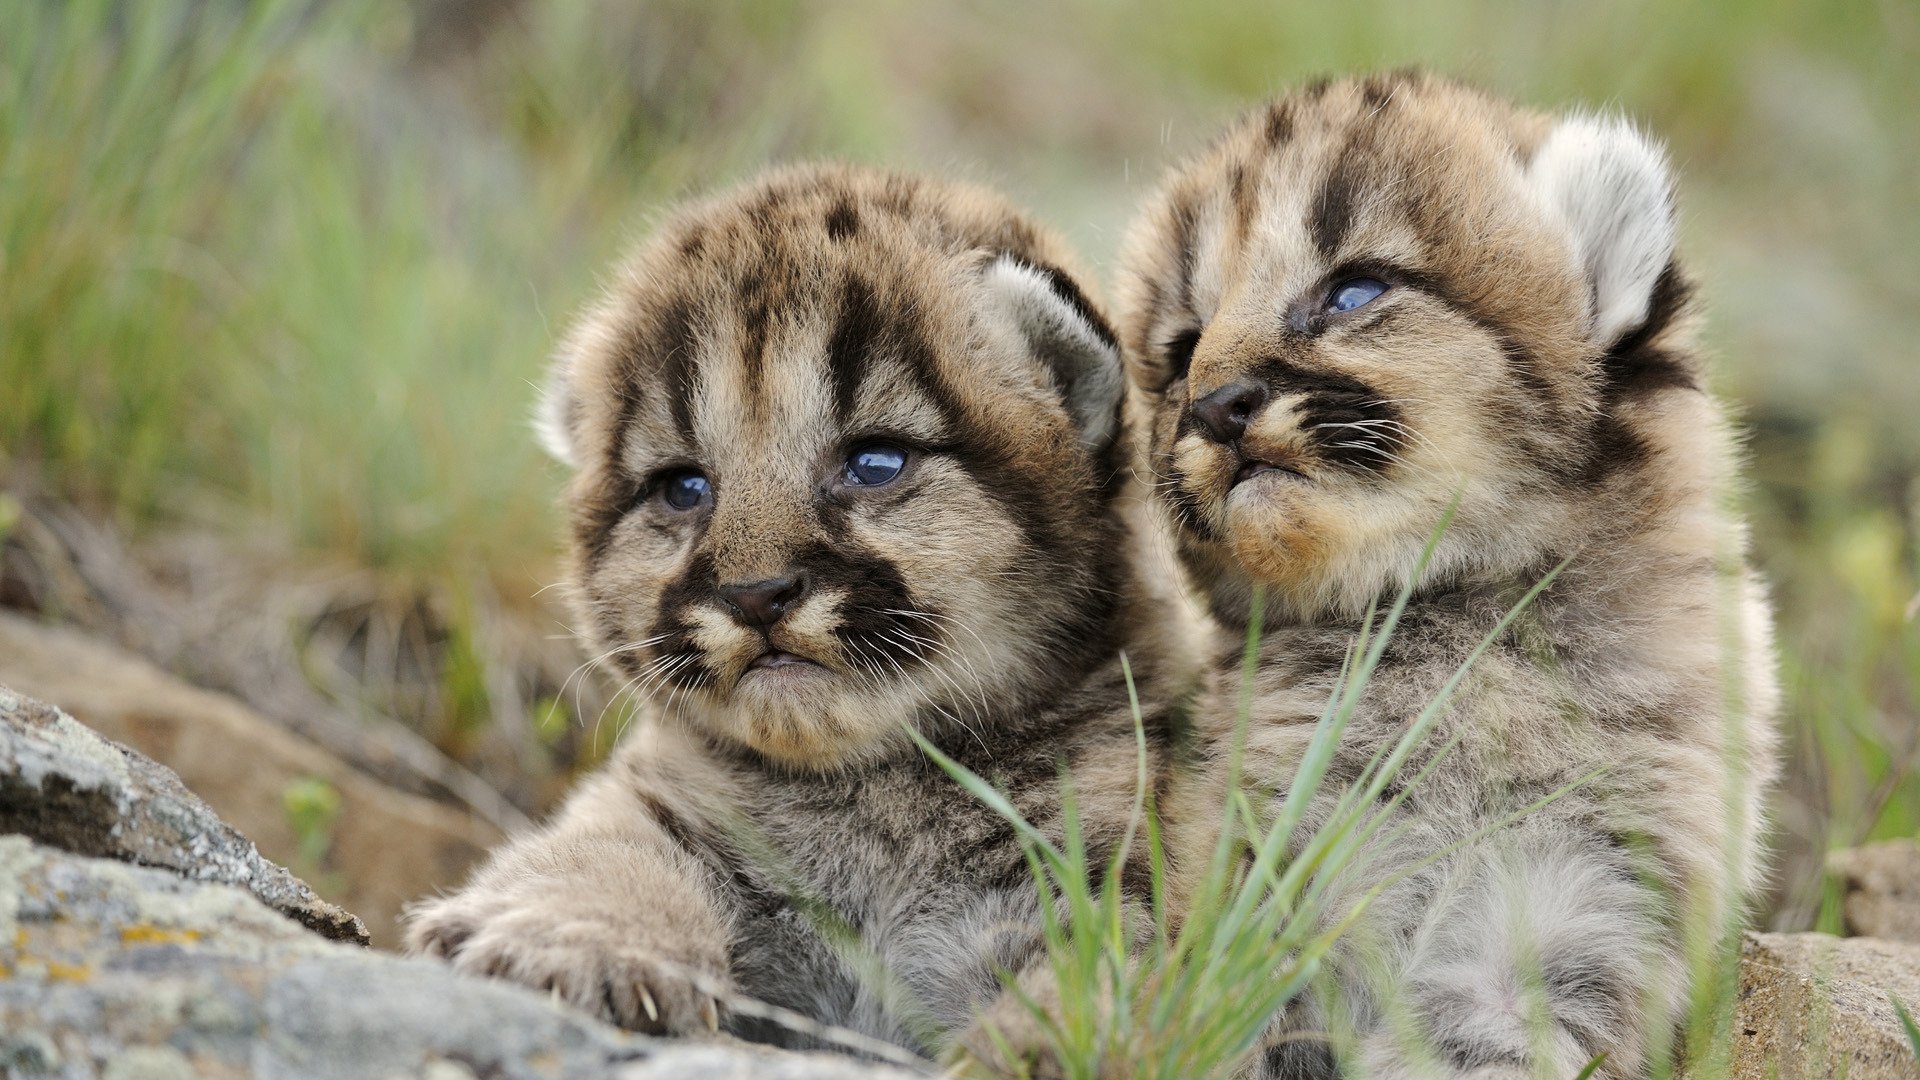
[747,650,828,674]
[1232,458,1307,487]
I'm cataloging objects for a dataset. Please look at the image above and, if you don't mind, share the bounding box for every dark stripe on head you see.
[678,224,706,258]
[1264,100,1294,147]
[1249,356,1380,402]
[1309,129,1369,257]
[1167,191,1201,312]
[824,197,860,241]
[1263,1040,1339,1080]
[658,298,702,444]
[1229,161,1257,247]
[1360,72,1402,111]
[1161,327,1201,388]
[828,273,885,424]
[735,265,771,402]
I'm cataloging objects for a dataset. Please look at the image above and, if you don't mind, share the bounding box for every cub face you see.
[1119,72,1695,624]
[542,164,1128,767]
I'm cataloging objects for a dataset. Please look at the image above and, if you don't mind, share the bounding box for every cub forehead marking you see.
[655,296,705,449]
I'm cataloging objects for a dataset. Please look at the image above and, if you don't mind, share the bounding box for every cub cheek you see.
[780,588,847,649]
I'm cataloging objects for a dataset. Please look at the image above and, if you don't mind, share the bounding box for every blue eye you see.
[1328,278,1388,313]
[658,470,710,511]
[844,443,908,486]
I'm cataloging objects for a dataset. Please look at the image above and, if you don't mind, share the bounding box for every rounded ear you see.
[1528,114,1676,347]
[979,253,1125,451]
[532,348,578,467]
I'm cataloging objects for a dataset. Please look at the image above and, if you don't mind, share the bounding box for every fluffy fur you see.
[406,163,1196,1061]
[1119,73,1780,1078]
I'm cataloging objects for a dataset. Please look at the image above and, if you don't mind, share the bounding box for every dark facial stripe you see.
[1246,357,1402,475]
[1249,356,1380,402]
[1374,265,1558,407]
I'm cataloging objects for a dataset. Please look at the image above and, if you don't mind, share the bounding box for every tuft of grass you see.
[1892,995,1920,1074]
[921,515,1603,1077]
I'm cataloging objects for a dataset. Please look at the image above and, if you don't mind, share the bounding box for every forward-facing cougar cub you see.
[1120,73,1779,1078]
[406,164,1189,1059]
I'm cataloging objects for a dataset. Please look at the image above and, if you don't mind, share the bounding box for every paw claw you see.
[641,987,660,1023]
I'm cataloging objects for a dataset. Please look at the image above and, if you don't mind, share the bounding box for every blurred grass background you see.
[1,0,1915,929]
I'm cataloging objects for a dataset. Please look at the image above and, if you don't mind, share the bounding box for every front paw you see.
[950,1012,1069,1080]
[950,972,1115,1080]
[406,893,730,1036]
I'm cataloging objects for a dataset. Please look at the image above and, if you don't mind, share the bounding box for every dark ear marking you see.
[1010,256,1120,352]
[1599,260,1697,403]
[981,253,1125,451]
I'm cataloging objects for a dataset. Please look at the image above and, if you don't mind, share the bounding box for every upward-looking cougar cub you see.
[1121,73,1779,1078]
[406,163,1190,1059]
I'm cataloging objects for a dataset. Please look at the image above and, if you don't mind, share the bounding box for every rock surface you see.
[0,613,500,945]
[0,835,907,1079]
[1728,931,1920,1079]
[0,683,366,945]
[1829,840,1920,944]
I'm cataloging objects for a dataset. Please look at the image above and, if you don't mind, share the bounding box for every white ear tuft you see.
[981,253,1125,451]
[1529,114,1676,347]
[532,353,577,467]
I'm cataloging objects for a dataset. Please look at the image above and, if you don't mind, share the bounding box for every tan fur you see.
[407,163,1200,1063]
[1120,73,1779,1078]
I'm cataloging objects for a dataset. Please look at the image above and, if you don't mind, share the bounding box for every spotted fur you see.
[1120,73,1780,1078]
[407,163,1198,1060]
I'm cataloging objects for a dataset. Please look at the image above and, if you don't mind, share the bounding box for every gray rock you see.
[0,684,368,945]
[0,836,910,1079]
[1829,840,1920,943]
[0,614,501,947]
[1725,931,1920,1079]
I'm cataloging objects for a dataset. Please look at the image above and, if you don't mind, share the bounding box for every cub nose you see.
[717,573,809,631]
[1190,380,1268,445]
